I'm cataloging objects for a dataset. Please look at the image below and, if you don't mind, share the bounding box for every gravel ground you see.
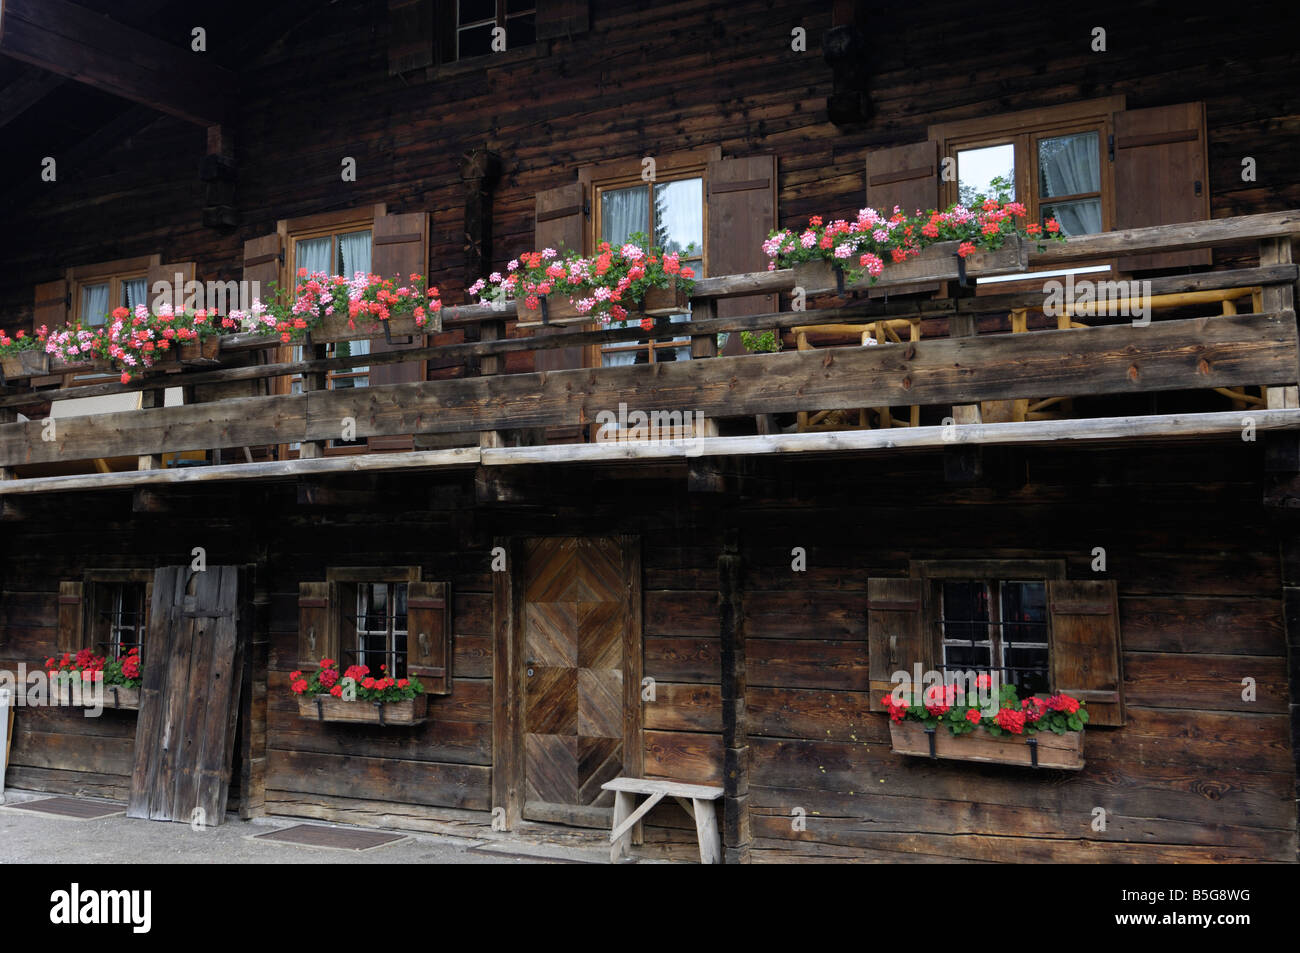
[0,790,608,865]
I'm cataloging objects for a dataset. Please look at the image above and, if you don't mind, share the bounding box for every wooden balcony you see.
[2,211,1299,495]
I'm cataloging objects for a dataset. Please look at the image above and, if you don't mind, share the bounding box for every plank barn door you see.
[127,566,248,826]
[522,538,638,827]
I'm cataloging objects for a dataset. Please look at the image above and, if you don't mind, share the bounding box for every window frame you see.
[578,146,719,369]
[930,98,1125,292]
[325,566,422,679]
[912,559,1066,695]
[81,569,153,663]
[66,255,160,327]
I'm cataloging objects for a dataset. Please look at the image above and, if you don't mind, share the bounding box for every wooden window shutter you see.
[535,0,590,39]
[533,182,587,372]
[866,578,929,712]
[866,141,941,297]
[1047,579,1125,726]
[706,155,778,355]
[867,141,940,216]
[1112,102,1210,272]
[57,580,85,656]
[367,211,429,405]
[243,233,282,293]
[388,0,434,75]
[298,581,336,670]
[407,581,452,694]
[34,279,68,330]
[145,261,196,313]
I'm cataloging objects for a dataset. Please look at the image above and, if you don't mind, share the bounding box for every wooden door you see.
[127,565,248,826]
[522,538,632,827]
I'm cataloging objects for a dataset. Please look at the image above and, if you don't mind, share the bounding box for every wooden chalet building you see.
[0,0,1298,863]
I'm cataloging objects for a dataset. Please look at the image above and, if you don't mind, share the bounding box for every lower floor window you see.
[939,579,1049,694]
[341,582,409,678]
[89,581,147,662]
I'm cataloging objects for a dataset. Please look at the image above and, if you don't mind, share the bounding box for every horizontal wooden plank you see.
[643,729,724,785]
[264,748,491,810]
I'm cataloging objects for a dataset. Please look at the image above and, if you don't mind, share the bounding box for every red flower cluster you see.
[994,707,1026,734]
[45,646,142,687]
[1047,693,1080,714]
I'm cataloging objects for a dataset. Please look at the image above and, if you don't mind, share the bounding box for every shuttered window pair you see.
[867,575,1125,726]
[298,575,452,694]
[245,204,430,453]
[532,151,778,372]
[873,99,1210,277]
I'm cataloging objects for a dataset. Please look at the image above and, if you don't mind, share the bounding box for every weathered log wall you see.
[2,0,1298,339]
[0,441,1294,861]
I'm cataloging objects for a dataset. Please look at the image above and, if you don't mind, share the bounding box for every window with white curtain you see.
[76,271,148,326]
[289,227,373,392]
[595,175,703,367]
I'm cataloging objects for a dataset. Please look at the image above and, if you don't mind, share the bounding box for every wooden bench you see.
[602,777,724,864]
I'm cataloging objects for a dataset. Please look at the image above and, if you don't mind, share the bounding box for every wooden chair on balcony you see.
[982,287,1264,423]
[793,320,921,432]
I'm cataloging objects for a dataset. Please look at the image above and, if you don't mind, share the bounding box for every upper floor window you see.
[594,173,704,366]
[288,224,373,393]
[933,99,1122,239]
[75,270,149,326]
[456,0,535,59]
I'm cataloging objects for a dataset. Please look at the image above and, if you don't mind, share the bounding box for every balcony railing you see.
[1,210,1298,493]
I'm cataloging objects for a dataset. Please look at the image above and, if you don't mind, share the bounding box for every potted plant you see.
[468,232,697,328]
[44,648,143,711]
[0,331,49,379]
[766,194,1064,296]
[882,680,1088,770]
[291,658,427,726]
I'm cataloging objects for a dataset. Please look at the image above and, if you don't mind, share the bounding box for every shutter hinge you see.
[583,202,591,218]
[1107,134,1114,162]
[1194,180,1203,196]
[278,250,285,264]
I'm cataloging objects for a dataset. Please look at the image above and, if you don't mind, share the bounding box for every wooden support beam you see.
[0,0,235,125]
[2,312,1296,467]
[0,410,1297,496]
[0,68,62,129]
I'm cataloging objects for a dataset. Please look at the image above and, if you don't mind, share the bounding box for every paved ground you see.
[0,790,610,864]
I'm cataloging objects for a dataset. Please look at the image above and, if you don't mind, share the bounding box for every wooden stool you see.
[602,777,724,864]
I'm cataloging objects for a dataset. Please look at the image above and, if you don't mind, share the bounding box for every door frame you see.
[491,535,643,830]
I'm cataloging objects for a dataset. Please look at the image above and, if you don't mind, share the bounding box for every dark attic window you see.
[456,0,536,59]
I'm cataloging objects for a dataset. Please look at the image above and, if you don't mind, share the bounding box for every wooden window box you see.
[296,693,428,726]
[515,278,688,328]
[1,351,50,379]
[888,719,1084,770]
[51,682,141,711]
[793,235,1028,296]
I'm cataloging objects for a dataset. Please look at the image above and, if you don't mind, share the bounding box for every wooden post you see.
[1278,534,1300,861]
[137,388,164,470]
[718,528,751,864]
[461,148,501,290]
[1261,238,1299,407]
[239,563,269,819]
[297,344,328,459]
[0,405,15,481]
